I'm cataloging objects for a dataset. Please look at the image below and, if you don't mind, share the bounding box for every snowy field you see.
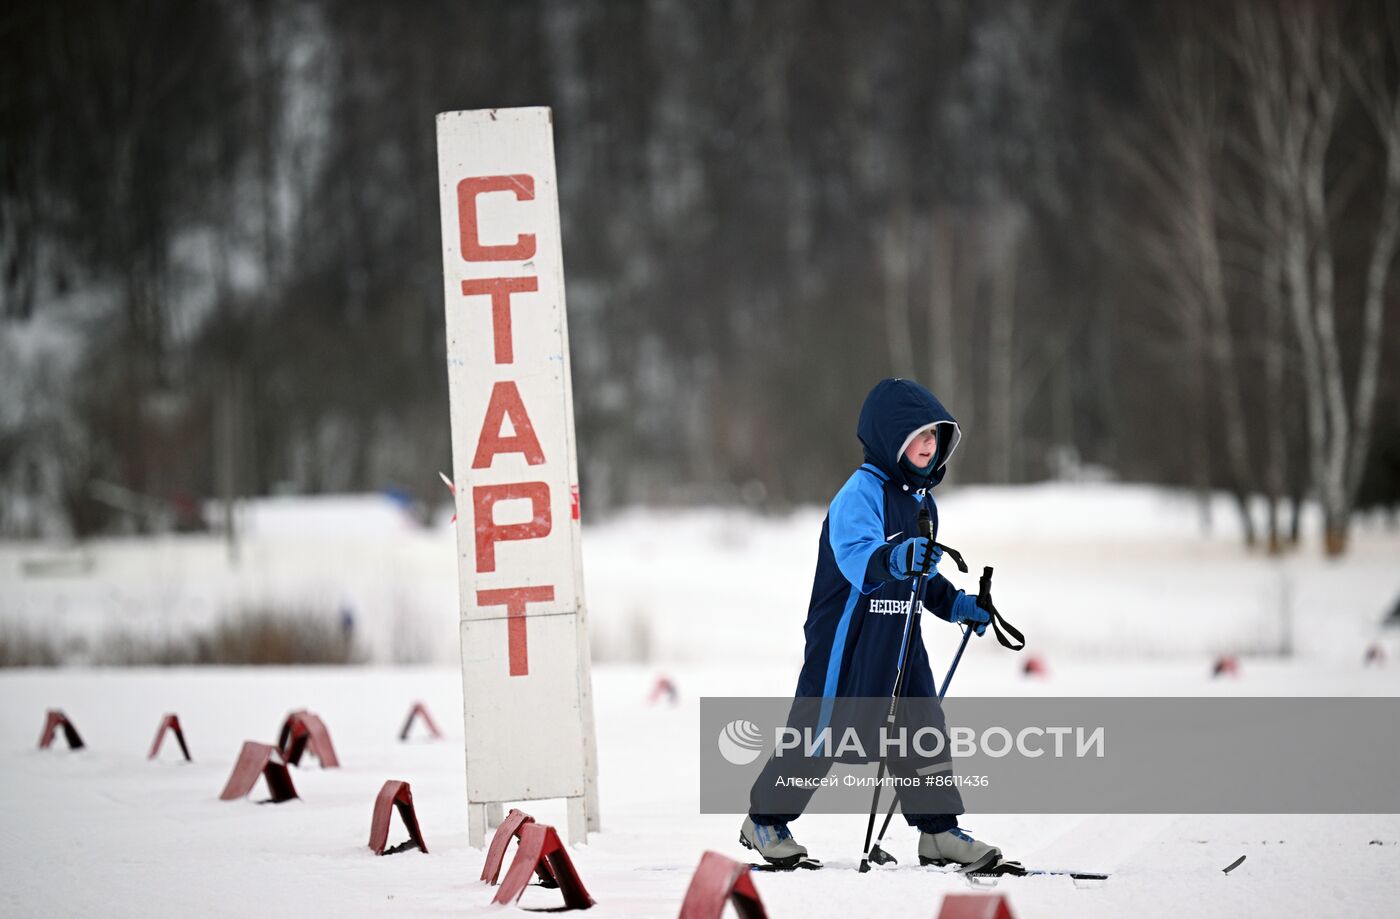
[4,483,1400,668]
[3,484,1400,916]
[2,662,1400,918]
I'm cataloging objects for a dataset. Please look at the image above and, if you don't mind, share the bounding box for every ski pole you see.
[858,508,935,873]
[937,567,994,699]
[866,565,996,864]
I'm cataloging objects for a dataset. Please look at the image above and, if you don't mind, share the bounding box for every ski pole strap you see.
[977,565,1025,651]
[934,542,968,574]
[983,603,1025,651]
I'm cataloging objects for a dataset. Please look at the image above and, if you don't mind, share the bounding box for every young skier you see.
[740,377,1002,871]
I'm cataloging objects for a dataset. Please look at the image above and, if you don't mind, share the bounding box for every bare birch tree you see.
[1341,3,1400,517]
[881,202,916,376]
[925,209,961,413]
[1109,21,1260,544]
[1233,1,1398,554]
[984,204,1026,484]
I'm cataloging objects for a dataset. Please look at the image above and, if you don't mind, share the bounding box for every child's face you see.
[904,427,938,468]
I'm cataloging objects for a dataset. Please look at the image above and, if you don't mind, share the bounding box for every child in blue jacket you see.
[740,378,1001,871]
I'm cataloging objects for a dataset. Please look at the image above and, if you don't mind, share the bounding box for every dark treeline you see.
[2,0,1397,554]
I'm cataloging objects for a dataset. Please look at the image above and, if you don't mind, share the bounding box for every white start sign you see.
[435,107,599,846]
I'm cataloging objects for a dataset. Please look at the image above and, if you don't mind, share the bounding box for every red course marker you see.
[491,823,593,910]
[399,702,443,741]
[368,780,428,855]
[277,711,340,768]
[38,710,84,750]
[937,893,1017,919]
[219,742,298,803]
[480,807,536,885]
[678,851,768,919]
[148,713,191,761]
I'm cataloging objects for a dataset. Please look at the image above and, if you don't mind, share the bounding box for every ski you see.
[965,860,1109,882]
[737,827,822,871]
[748,858,1107,879]
[643,856,1105,880]
[749,857,823,872]
[885,858,1109,881]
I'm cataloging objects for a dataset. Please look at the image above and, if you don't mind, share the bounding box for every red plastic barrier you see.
[937,893,1016,919]
[649,675,679,705]
[481,807,536,884]
[940,896,1019,919]
[149,714,191,761]
[277,711,340,768]
[38,710,84,750]
[1212,655,1240,677]
[219,741,299,803]
[492,823,593,910]
[677,851,767,919]
[368,780,428,855]
[399,702,443,741]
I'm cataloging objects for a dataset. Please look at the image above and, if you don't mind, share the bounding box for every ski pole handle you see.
[916,508,933,574]
[975,565,1026,651]
[916,506,969,574]
[918,507,932,539]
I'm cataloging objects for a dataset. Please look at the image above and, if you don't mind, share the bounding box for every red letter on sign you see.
[473,381,546,468]
[473,482,551,573]
[461,276,538,364]
[477,586,554,676]
[457,175,536,262]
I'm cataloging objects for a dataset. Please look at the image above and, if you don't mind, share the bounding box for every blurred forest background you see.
[2,0,1398,555]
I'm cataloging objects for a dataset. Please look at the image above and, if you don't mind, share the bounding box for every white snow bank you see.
[2,484,1398,667]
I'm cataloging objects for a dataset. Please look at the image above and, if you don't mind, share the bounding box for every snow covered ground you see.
[2,661,1399,918]
[3,484,1400,916]
[3,483,1399,667]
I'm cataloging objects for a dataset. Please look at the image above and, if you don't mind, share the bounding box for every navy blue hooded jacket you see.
[795,379,964,722]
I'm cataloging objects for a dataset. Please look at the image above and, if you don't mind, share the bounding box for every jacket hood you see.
[857,378,961,489]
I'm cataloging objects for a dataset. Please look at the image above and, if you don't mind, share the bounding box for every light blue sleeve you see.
[828,472,887,594]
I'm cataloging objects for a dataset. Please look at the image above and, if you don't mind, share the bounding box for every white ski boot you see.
[918,826,1001,872]
[739,816,814,868]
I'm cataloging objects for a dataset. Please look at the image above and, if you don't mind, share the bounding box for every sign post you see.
[436,107,600,846]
